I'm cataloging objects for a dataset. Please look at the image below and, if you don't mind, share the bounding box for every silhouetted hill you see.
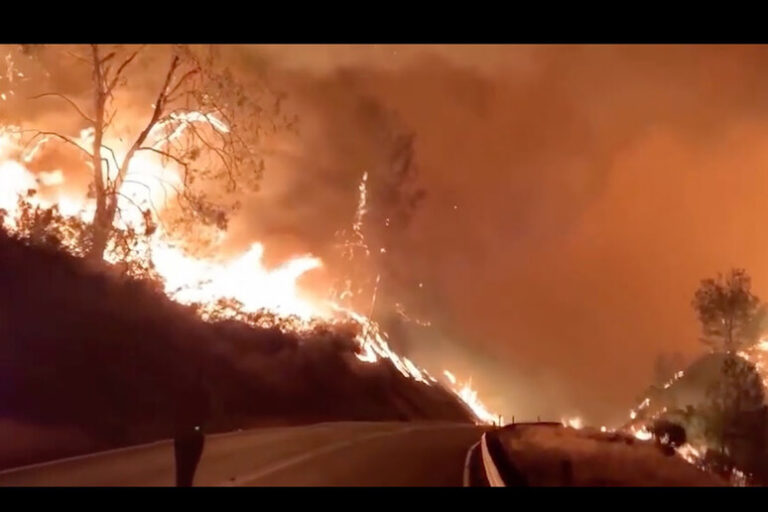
[0,232,473,469]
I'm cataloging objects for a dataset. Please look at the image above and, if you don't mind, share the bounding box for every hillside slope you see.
[0,232,473,470]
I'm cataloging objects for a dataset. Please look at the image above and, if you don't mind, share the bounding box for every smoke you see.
[8,45,768,424]
[229,45,768,425]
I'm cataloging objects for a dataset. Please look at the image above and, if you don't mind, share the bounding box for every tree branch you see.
[116,190,160,221]
[123,177,169,212]
[17,129,92,160]
[167,68,199,99]
[124,171,185,211]
[104,108,117,129]
[114,55,181,192]
[107,48,142,93]
[99,51,116,66]
[29,93,94,124]
[64,50,91,65]
[100,144,120,173]
[137,145,189,169]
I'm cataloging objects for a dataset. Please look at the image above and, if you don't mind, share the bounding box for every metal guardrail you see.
[467,422,564,487]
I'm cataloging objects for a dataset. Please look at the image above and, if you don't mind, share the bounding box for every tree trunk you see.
[86,49,179,261]
[89,201,115,261]
[86,45,110,262]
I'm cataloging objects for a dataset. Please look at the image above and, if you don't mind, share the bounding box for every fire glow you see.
[621,340,768,475]
[0,117,501,425]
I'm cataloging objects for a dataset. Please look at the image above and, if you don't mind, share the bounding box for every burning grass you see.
[0,230,480,469]
[0,82,501,470]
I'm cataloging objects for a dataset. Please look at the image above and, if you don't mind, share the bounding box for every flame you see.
[395,302,432,327]
[154,242,323,319]
[629,424,653,441]
[442,371,501,425]
[352,171,369,257]
[561,416,583,429]
[737,337,768,390]
[677,443,704,465]
[0,116,502,426]
[731,468,748,486]
[626,370,685,426]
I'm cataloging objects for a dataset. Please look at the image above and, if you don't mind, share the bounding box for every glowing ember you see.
[627,369,686,424]
[731,468,748,486]
[561,416,583,429]
[737,337,768,389]
[629,425,653,441]
[676,443,704,466]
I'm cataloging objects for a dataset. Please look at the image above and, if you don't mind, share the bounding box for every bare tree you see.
[15,44,292,261]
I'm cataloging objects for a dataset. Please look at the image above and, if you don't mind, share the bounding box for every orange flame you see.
[0,115,503,425]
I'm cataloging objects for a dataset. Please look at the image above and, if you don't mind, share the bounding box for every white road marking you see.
[463,441,480,487]
[223,424,474,487]
[480,433,506,487]
[0,439,171,477]
[0,422,478,486]
[0,422,332,479]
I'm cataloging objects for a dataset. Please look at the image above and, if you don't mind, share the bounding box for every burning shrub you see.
[2,192,161,282]
[651,419,687,449]
[0,232,475,469]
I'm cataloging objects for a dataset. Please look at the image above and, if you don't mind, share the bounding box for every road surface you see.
[0,422,484,486]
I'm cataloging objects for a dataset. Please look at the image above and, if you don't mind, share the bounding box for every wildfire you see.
[627,370,685,424]
[561,416,583,429]
[153,242,324,320]
[628,424,653,441]
[619,353,763,474]
[737,338,768,389]
[442,371,501,425]
[0,117,502,425]
[676,443,704,465]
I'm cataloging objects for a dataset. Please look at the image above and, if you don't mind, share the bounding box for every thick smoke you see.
[8,45,768,424]
[228,45,768,425]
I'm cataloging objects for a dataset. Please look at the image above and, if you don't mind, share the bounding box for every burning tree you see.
[0,46,500,429]
[692,268,762,353]
[691,268,768,477]
[8,44,292,262]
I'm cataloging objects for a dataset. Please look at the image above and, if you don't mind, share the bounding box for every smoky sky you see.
[238,45,768,425]
[7,44,768,425]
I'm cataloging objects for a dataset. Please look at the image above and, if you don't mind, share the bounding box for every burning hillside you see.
[0,45,501,468]
[0,228,481,470]
[0,123,499,426]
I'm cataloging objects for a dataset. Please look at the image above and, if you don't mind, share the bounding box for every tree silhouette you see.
[692,268,761,353]
[10,44,293,261]
[692,268,766,474]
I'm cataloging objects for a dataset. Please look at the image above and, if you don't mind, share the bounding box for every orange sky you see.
[6,45,768,425]
[246,45,768,424]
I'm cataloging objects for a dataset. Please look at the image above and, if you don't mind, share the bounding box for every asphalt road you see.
[0,422,484,487]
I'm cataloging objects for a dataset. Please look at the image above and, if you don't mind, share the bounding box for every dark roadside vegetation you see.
[483,423,728,486]
[0,230,473,470]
